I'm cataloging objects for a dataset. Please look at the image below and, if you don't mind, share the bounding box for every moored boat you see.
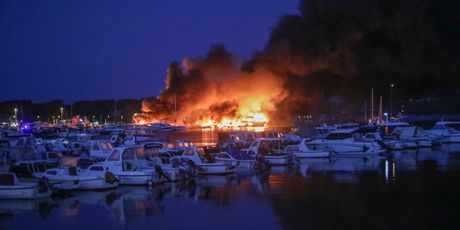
[0,173,52,199]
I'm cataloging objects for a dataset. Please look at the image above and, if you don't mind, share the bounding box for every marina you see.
[1,0,459,229]
[0,123,459,229]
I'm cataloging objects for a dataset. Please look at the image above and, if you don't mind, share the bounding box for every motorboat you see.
[391,126,433,148]
[167,139,195,155]
[307,130,385,155]
[34,165,119,190]
[138,143,185,181]
[215,149,272,173]
[171,146,236,175]
[33,166,81,191]
[214,150,254,170]
[0,173,52,199]
[246,138,294,165]
[77,164,119,190]
[82,140,114,159]
[101,146,161,186]
[427,121,460,143]
[285,138,330,158]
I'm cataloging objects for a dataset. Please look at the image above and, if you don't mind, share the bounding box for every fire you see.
[138,45,287,127]
[199,112,268,128]
[199,100,269,127]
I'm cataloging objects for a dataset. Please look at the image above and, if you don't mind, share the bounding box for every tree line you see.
[0,99,141,123]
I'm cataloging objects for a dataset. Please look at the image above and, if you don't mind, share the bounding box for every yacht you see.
[307,130,385,155]
[427,121,460,143]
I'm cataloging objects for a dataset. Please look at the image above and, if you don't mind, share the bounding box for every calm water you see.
[1,144,460,229]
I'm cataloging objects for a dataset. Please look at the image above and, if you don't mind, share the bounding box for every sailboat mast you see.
[379,96,383,123]
[371,88,374,121]
[174,94,177,123]
[364,100,367,122]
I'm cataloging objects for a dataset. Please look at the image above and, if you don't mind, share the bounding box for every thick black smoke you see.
[143,0,460,125]
[246,0,460,121]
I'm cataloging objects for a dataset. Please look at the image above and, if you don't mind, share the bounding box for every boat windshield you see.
[107,149,120,161]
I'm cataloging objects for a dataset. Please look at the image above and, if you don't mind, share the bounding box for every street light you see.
[60,107,64,122]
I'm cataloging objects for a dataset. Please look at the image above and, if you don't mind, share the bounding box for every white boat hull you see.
[293,150,330,158]
[264,155,292,165]
[314,143,384,154]
[116,173,154,185]
[214,159,254,171]
[79,178,118,190]
[50,179,80,190]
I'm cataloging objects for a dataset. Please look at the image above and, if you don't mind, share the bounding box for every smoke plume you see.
[141,0,460,125]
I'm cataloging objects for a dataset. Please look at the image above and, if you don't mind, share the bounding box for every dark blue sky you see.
[0,0,297,103]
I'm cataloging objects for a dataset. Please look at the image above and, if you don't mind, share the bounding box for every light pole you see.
[60,107,64,122]
[390,84,394,118]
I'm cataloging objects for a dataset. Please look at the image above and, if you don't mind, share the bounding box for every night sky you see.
[0,0,297,103]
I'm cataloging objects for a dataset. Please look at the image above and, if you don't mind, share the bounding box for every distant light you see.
[384,112,388,116]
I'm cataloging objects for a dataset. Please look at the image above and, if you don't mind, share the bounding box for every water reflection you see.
[1,146,460,229]
[297,156,385,183]
[390,144,460,171]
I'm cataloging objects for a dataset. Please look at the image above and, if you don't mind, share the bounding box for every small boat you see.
[214,149,257,171]
[101,146,161,186]
[214,150,271,173]
[246,138,294,165]
[35,165,119,190]
[33,166,81,191]
[0,173,52,199]
[172,147,236,175]
[78,164,119,190]
[139,143,185,181]
[83,140,114,159]
[285,138,330,158]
